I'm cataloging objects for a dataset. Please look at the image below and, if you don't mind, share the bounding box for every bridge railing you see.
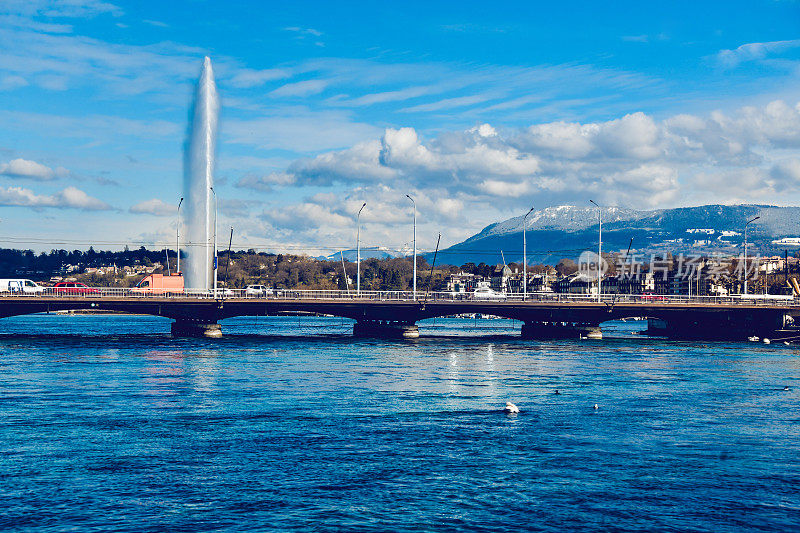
[1,287,797,306]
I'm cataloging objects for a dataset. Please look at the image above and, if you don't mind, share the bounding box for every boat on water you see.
[472,282,507,301]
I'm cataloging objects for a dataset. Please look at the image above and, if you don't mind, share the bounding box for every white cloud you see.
[594,112,662,159]
[254,184,474,252]
[235,172,297,191]
[479,179,534,197]
[770,158,800,190]
[284,27,323,37]
[129,198,174,216]
[379,128,443,172]
[379,126,540,179]
[269,79,329,98]
[283,26,324,47]
[0,24,664,162]
[2,6,800,254]
[292,140,397,185]
[225,110,380,152]
[2,0,123,18]
[664,113,706,132]
[400,94,497,113]
[228,67,291,88]
[234,98,800,251]
[470,124,498,138]
[0,19,201,97]
[717,39,800,68]
[516,121,594,158]
[342,86,438,107]
[225,56,659,123]
[691,167,771,198]
[0,110,180,141]
[0,74,28,90]
[261,203,352,232]
[0,185,111,210]
[603,165,680,205]
[44,0,122,18]
[219,198,261,218]
[0,158,68,180]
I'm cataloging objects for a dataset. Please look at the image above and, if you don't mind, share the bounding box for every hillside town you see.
[446,254,798,297]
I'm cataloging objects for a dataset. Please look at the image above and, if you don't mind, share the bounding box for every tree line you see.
[1,247,512,291]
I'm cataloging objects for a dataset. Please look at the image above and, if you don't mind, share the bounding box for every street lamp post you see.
[589,200,602,303]
[744,215,760,294]
[522,207,534,301]
[176,197,183,276]
[406,194,416,300]
[356,202,366,295]
[210,187,218,296]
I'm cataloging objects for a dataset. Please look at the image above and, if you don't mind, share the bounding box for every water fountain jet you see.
[182,56,219,290]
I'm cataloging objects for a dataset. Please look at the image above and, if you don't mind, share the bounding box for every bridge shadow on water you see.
[0,314,785,352]
[0,331,765,355]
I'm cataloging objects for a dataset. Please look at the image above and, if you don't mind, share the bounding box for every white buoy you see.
[763,338,771,345]
[504,401,519,413]
[593,403,599,410]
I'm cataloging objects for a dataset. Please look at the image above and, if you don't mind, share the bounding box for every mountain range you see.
[323,247,397,262]
[431,204,800,266]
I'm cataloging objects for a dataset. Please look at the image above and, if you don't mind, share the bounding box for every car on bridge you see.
[245,285,273,297]
[51,282,100,295]
[0,279,44,294]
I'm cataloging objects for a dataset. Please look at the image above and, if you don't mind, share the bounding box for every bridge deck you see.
[1,290,797,339]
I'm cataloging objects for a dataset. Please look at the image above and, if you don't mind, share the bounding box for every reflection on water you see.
[0,314,798,531]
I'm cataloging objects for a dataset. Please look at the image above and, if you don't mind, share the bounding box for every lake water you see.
[1,314,799,531]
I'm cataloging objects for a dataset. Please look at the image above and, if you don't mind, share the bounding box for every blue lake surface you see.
[1,314,799,531]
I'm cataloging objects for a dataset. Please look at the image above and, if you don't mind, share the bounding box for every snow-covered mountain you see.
[433,204,800,266]
[325,247,399,262]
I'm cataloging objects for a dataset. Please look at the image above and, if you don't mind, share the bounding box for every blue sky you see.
[1,0,800,254]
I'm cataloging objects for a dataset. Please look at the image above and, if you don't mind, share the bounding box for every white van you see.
[0,279,44,294]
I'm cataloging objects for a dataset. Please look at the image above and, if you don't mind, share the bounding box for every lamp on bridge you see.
[589,199,602,303]
[744,215,760,294]
[176,197,183,275]
[357,202,366,295]
[523,206,534,301]
[210,186,218,295]
[406,194,417,300]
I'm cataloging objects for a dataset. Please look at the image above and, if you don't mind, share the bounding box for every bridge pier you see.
[353,320,420,339]
[170,320,222,338]
[521,321,602,340]
[643,318,669,336]
[642,311,788,340]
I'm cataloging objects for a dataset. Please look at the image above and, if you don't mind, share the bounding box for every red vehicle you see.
[641,293,668,302]
[51,282,101,295]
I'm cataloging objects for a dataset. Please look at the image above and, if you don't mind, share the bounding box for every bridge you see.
[1,288,798,340]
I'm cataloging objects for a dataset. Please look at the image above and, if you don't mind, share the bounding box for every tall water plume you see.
[183,56,220,290]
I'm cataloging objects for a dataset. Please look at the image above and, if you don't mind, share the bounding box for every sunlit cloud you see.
[0,158,68,180]
[0,185,111,210]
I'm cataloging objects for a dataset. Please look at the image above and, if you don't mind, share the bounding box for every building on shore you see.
[447,272,482,293]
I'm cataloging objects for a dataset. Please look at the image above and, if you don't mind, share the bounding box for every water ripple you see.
[0,315,798,531]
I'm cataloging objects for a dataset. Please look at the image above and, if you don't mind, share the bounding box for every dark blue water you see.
[1,315,799,531]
